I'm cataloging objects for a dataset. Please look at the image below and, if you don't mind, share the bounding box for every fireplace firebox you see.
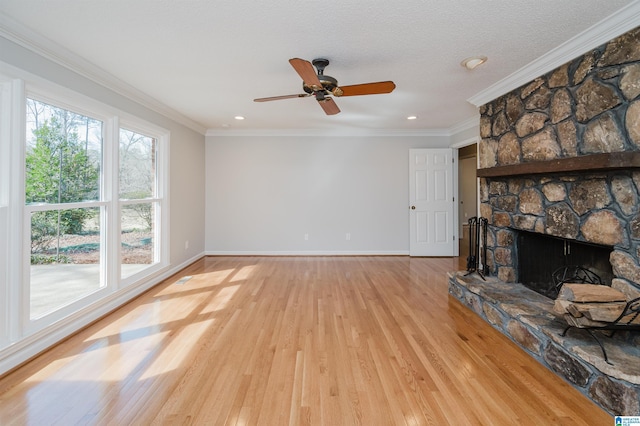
[516,230,614,298]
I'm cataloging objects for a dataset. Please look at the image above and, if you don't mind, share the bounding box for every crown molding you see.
[205,115,480,138]
[0,12,207,135]
[448,115,479,136]
[468,1,640,107]
[205,127,451,138]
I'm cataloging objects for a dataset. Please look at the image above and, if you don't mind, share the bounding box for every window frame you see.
[117,118,170,287]
[0,76,12,348]
[14,81,170,336]
[2,76,26,346]
[23,91,112,331]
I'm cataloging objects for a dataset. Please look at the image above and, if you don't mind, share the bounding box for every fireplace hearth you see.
[448,271,640,416]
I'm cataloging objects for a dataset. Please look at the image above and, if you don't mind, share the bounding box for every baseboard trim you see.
[205,250,410,256]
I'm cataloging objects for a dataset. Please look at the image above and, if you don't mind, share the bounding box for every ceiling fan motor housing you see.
[303,59,344,96]
[303,75,340,95]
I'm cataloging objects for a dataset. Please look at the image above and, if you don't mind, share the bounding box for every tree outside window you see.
[25,99,102,264]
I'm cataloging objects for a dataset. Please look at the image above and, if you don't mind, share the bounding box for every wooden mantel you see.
[477,152,640,178]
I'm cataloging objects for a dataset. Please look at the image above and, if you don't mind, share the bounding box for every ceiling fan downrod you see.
[312,58,330,75]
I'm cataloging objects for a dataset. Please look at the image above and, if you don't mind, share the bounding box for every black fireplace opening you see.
[516,230,614,299]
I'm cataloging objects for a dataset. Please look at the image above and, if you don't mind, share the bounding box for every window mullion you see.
[104,117,119,289]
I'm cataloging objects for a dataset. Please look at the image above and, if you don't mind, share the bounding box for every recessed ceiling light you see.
[234,116,245,120]
[461,56,488,70]
[407,115,418,120]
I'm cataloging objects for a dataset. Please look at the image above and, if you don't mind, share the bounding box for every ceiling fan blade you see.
[289,58,323,90]
[336,81,396,97]
[254,94,309,102]
[318,97,340,115]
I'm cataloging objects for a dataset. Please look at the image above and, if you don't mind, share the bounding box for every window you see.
[25,99,105,319]
[17,93,169,329]
[0,67,170,373]
[119,128,162,280]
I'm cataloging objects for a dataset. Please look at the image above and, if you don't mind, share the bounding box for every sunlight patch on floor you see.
[191,268,237,287]
[201,284,241,314]
[229,265,256,282]
[92,331,170,382]
[139,318,215,380]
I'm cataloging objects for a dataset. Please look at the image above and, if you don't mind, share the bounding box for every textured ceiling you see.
[0,0,636,133]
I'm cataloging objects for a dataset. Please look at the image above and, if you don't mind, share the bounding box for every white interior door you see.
[409,149,455,256]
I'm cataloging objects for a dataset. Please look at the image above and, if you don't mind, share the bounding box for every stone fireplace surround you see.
[449,27,640,415]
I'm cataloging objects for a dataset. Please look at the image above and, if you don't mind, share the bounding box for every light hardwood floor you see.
[0,256,611,425]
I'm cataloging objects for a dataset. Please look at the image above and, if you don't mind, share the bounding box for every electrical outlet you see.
[304,233,309,241]
[346,233,351,241]
[185,240,189,250]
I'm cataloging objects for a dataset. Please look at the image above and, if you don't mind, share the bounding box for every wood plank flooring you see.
[0,256,611,425]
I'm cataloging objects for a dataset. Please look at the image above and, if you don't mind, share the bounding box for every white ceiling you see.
[0,0,637,134]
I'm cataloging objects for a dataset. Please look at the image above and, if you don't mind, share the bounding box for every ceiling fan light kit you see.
[253,58,396,115]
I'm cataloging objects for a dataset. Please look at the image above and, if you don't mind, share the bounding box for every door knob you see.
[411,206,416,210]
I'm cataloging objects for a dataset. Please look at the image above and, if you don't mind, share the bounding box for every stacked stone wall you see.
[478,26,640,297]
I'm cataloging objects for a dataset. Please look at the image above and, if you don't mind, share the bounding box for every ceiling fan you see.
[254,58,396,115]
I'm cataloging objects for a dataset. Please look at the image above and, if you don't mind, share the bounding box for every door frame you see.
[451,137,480,258]
[409,148,458,257]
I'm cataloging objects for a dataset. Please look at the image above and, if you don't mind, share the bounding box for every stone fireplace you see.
[449,27,640,415]
[478,26,640,300]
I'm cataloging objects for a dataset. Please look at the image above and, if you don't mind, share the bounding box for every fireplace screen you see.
[516,231,614,298]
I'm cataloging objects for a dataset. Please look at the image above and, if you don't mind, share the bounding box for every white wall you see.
[206,134,449,254]
[167,124,206,262]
